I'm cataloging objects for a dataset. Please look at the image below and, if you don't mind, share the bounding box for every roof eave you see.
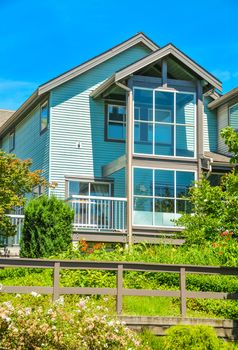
[38,33,159,96]
[208,87,238,110]
[0,90,40,137]
[115,44,222,91]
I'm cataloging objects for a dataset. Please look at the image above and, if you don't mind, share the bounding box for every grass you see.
[0,243,238,320]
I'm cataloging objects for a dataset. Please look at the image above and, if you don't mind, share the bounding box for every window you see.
[134,88,195,158]
[133,167,195,227]
[68,180,111,198]
[208,173,224,186]
[40,101,49,132]
[107,104,126,140]
[229,103,238,129]
[32,184,45,197]
[9,131,15,152]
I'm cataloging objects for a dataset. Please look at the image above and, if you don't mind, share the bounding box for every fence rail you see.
[67,195,127,231]
[1,258,238,317]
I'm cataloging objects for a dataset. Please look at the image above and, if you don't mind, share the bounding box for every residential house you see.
[0,33,236,245]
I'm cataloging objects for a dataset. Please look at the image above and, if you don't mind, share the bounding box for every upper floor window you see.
[9,131,15,152]
[68,179,111,198]
[40,101,49,133]
[107,104,126,141]
[229,103,238,129]
[133,88,196,158]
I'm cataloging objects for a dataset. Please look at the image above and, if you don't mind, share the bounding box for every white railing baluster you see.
[68,195,127,231]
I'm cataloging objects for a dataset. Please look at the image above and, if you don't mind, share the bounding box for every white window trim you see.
[132,166,197,229]
[132,87,197,160]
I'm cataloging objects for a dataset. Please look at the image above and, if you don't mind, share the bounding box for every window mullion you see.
[153,169,155,226]
[174,170,177,221]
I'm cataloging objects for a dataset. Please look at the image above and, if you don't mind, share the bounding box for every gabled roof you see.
[0,109,15,128]
[38,32,159,95]
[91,43,222,98]
[0,33,158,137]
[208,87,238,110]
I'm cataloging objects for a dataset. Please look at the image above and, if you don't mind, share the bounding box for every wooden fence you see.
[0,258,238,317]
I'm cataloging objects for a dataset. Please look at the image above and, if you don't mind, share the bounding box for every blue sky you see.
[0,0,238,110]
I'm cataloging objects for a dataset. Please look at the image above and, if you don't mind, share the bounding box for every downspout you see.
[205,157,213,178]
[115,82,133,246]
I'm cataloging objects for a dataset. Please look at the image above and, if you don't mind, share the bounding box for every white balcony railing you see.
[1,214,25,246]
[68,195,127,231]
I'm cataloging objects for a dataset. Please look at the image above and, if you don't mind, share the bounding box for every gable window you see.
[229,103,238,129]
[68,180,111,198]
[133,88,196,158]
[9,131,15,152]
[107,104,126,141]
[40,101,49,133]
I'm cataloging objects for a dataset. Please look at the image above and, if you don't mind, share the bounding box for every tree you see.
[20,195,74,258]
[177,127,238,244]
[221,126,238,165]
[0,150,46,237]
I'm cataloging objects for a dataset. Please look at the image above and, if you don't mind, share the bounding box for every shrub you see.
[0,296,145,350]
[20,195,74,258]
[177,172,238,244]
[164,325,228,350]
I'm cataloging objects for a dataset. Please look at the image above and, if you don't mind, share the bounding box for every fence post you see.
[180,267,186,317]
[53,262,60,302]
[116,264,123,314]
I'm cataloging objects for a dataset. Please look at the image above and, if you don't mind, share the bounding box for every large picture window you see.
[133,167,195,227]
[134,88,195,158]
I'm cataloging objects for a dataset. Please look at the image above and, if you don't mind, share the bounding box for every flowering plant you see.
[0,295,146,350]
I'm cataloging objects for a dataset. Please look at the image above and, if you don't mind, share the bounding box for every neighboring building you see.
[0,33,236,244]
[0,109,15,128]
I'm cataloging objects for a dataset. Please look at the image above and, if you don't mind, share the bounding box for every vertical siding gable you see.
[203,96,217,152]
[50,44,151,198]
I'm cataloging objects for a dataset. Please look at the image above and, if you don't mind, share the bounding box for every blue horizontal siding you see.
[203,96,217,152]
[50,44,151,198]
[1,107,50,184]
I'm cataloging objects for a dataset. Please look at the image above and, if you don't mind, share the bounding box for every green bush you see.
[164,325,227,350]
[20,195,74,258]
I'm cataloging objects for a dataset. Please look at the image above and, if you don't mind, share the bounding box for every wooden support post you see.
[53,262,60,302]
[180,267,186,317]
[196,80,204,179]
[162,59,168,87]
[116,264,123,314]
[126,90,133,246]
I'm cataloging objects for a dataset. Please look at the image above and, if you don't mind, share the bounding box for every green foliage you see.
[164,325,227,350]
[20,195,74,258]
[177,172,238,244]
[221,126,238,164]
[0,150,46,237]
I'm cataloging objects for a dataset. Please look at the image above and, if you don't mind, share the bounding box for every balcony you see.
[67,195,127,232]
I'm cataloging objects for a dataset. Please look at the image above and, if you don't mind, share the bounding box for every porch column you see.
[126,90,133,245]
[196,80,204,179]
